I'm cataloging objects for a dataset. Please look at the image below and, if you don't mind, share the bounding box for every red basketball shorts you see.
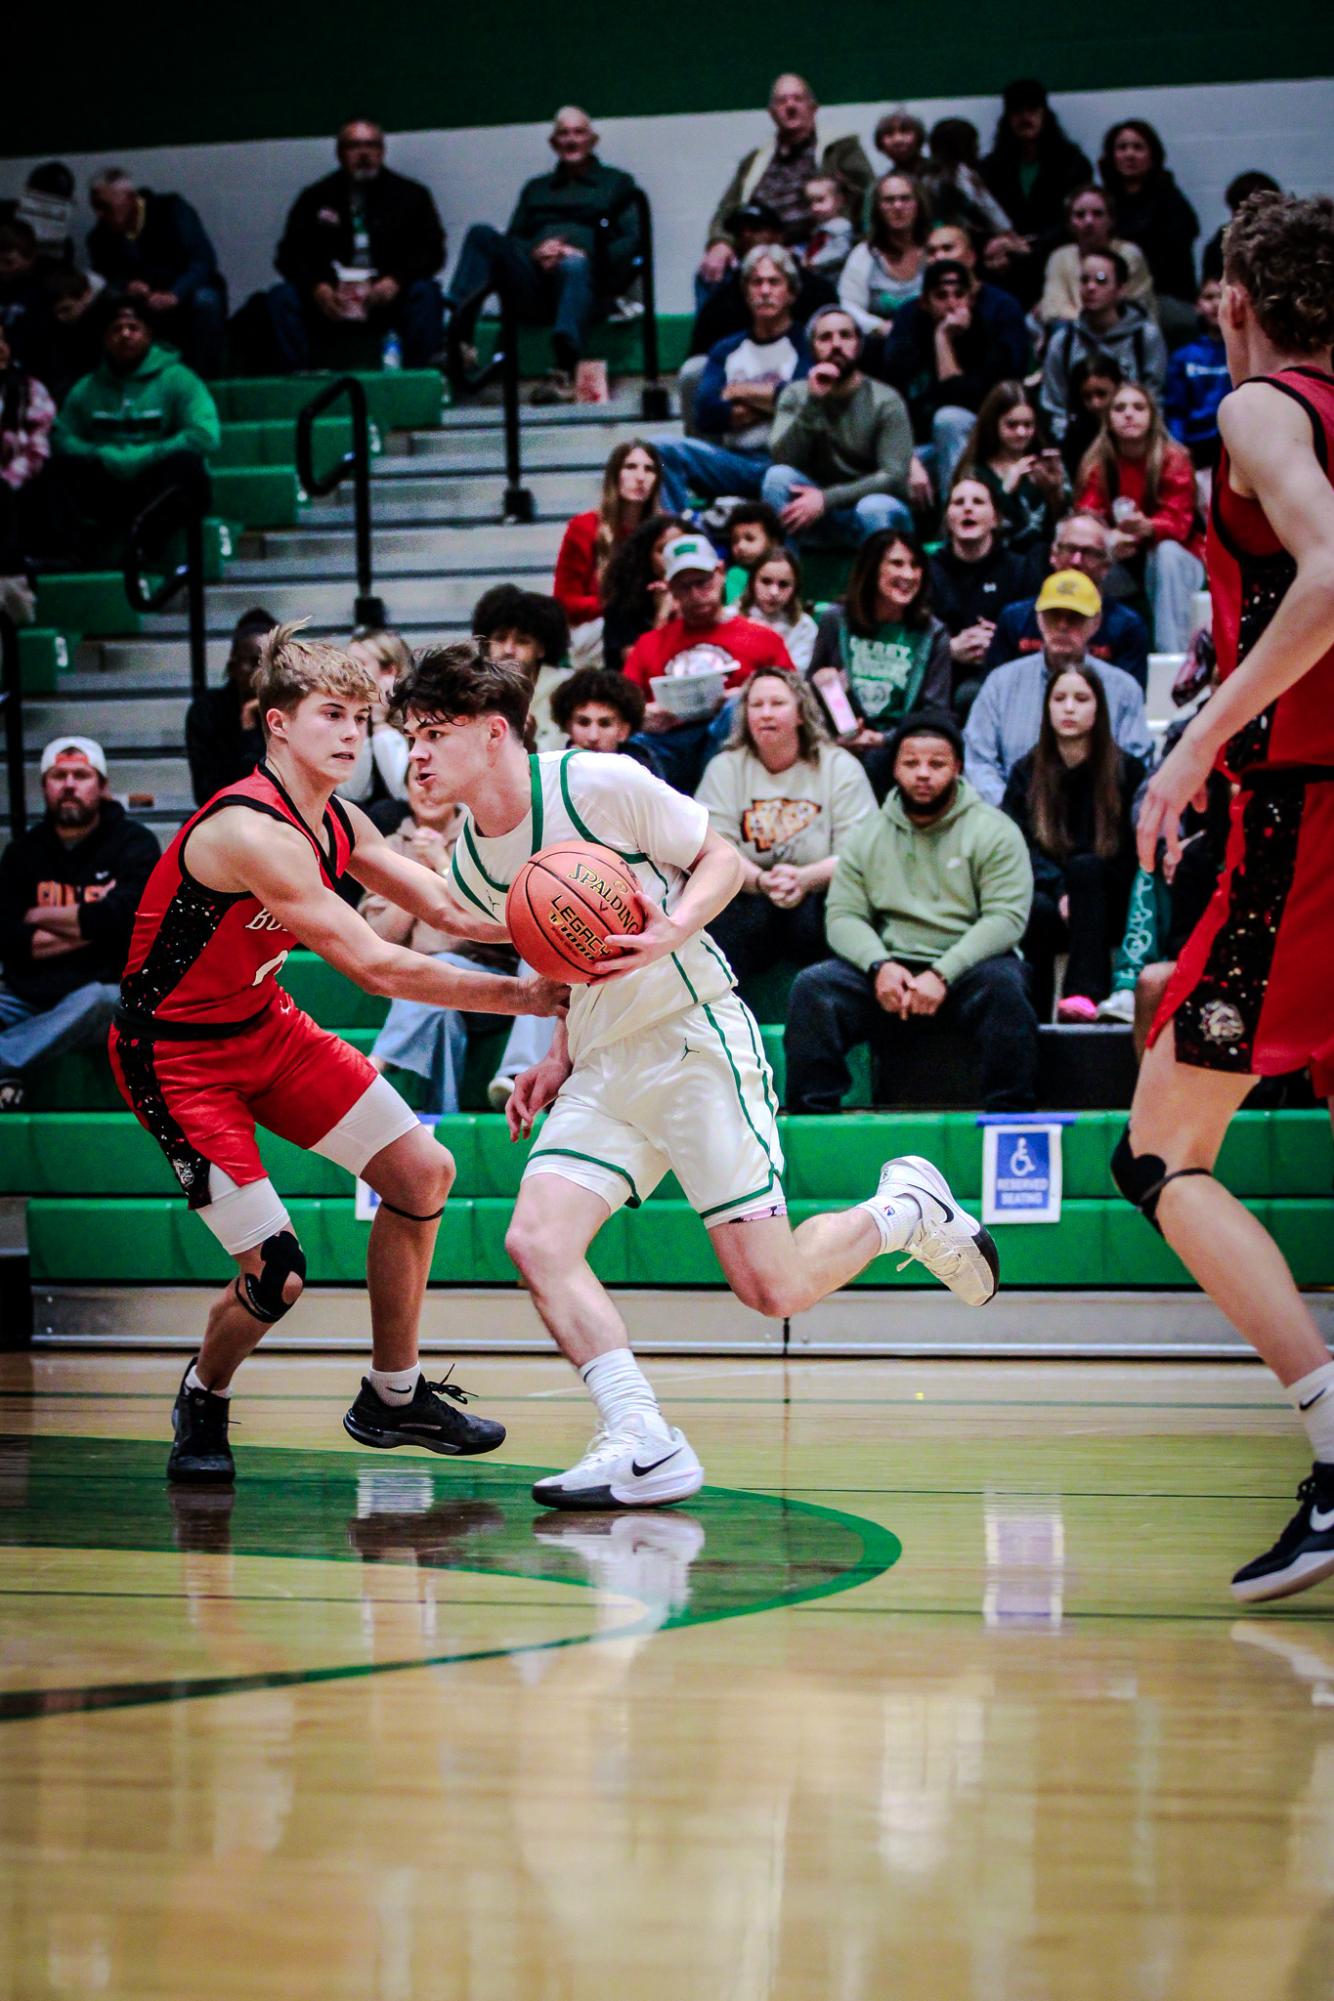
[1149,771,1334,1097]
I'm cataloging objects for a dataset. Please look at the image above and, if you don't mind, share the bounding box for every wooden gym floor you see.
[2,1351,1333,2001]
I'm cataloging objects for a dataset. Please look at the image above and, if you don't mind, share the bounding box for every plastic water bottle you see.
[381,330,402,371]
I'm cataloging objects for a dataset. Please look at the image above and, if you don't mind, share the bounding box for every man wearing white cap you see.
[0,737,158,1109]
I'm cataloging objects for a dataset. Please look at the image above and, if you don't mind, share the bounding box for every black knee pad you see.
[236,1229,306,1323]
[1111,1128,1211,1234]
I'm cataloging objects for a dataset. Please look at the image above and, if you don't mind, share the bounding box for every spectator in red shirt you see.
[1076,380,1204,651]
[623,530,793,793]
[552,439,662,663]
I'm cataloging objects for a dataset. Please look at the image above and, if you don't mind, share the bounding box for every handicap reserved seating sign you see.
[977,1114,1076,1225]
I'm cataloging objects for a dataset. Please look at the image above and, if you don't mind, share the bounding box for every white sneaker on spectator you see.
[487,1073,516,1113]
[1096,990,1136,1024]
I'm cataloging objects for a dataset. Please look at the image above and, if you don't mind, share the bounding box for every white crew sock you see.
[1287,1360,1334,1465]
[368,1364,423,1407]
[857,1190,923,1257]
[186,1362,231,1400]
[581,1349,663,1436]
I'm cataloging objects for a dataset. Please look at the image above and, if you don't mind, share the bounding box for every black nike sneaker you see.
[167,1358,235,1485]
[1231,1464,1334,1604]
[342,1370,506,1457]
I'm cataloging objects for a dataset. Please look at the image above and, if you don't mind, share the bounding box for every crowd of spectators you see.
[0,75,1305,1119]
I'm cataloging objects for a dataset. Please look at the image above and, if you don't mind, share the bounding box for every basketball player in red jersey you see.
[112,622,565,1484]
[1120,193,1334,1602]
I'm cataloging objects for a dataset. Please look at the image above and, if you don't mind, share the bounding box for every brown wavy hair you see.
[1028,664,1124,861]
[1077,381,1178,517]
[1224,191,1334,355]
[594,439,663,577]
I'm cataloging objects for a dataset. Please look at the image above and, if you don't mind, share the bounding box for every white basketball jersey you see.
[450,751,735,1062]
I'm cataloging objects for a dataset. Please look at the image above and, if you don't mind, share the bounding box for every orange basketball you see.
[505,841,645,984]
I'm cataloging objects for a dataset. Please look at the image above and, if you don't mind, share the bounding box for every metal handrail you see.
[296,375,387,626]
[450,185,669,522]
[124,486,208,696]
[1,609,23,840]
[603,188,670,421]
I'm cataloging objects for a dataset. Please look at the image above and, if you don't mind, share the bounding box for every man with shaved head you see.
[698,74,873,295]
[266,119,447,370]
[445,106,642,403]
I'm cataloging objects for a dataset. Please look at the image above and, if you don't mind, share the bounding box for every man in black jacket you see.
[445,107,641,403]
[879,258,1016,496]
[88,170,227,376]
[0,736,159,1110]
[266,120,446,370]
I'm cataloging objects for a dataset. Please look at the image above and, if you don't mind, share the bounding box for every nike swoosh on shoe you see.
[1310,1505,1334,1533]
[631,1448,682,1477]
[1299,1389,1328,1410]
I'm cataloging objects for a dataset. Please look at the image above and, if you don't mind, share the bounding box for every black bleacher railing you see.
[124,485,209,697]
[454,186,670,524]
[1,608,24,840]
[296,375,387,627]
[599,188,671,422]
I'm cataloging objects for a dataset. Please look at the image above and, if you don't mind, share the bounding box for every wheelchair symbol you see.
[1008,1137,1038,1177]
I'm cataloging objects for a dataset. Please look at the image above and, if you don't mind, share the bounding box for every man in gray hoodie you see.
[1039,250,1168,441]
[786,711,1038,1112]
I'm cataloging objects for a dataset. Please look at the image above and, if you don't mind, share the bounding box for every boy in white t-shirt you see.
[405,640,999,1510]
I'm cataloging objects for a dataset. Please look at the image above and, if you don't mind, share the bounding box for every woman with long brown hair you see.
[838,172,929,338]
[1002,662,1144,1018]
[958,379,1068,555]
[552,439,662,661]
[1076,379,1204,651]
[808,527,951,796]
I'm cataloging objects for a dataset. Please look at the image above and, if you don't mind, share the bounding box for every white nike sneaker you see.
[874,1154,1000,1307]
[531,1416,704,1512]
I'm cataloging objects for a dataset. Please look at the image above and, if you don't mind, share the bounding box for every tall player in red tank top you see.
[1120,193,1334,1603]
[113,622,564,1484]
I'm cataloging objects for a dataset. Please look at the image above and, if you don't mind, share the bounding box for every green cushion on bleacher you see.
[33,574,140,638]
[16,627,73,695]
[211,466,300,529]
[214,416,358,471]
[209,372,443,431]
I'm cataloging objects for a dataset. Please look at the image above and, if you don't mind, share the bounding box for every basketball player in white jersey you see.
[405,639,999,1509]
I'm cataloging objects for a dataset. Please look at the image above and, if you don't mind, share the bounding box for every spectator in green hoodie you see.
[46,293,218,561]
[785,709,1038,1111]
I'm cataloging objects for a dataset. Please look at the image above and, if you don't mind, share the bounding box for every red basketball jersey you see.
[1209,364,1334,775]
[118,763,356,1030]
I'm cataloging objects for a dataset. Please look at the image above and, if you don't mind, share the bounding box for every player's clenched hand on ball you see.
[590,898,687,979]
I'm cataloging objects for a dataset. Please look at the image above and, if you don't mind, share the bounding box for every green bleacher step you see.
[16,627,73,695]
[472,316,692,379]
[211,465,300,530]
[22,1192,1334,1290]
[209,372,444,431]
[8,1110,1331,1204]
[34,573,140,638]
[214,416,363,471]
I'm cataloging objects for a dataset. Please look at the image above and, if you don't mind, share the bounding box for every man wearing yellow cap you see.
[962,569,1153,806]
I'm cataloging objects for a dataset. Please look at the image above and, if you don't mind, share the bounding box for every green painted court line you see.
[754,1486,1311,1503]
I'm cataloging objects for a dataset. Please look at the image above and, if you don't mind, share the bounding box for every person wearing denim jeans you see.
[445,108,641,401]
[0,737,159,1111]
[656,247,808,511]
[762,306,917,549]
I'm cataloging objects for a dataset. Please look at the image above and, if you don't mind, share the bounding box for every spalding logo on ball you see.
[506,841,645,984]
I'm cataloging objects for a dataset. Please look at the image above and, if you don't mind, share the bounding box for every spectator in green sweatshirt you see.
[47,293,218,561]
[785,709,1038,1111]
